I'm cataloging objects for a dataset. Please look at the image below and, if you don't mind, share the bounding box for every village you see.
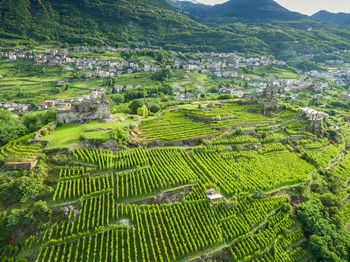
[0,45,349,112]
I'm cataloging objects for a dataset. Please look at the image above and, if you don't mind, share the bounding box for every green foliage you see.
[111,126,129,148]
[109,94,125,105]
[0,174,44,204]
[297,198,350,262]
[0,109,56,146]
[137,105,149,117]
[151,69,173,82]
[23,201,52,228]
[129,100,145,115]
[0,154,4,166]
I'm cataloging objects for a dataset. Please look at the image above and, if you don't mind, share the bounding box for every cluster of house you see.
[301,49,350,60]
[175,93,193,102]
[0,102,30,113]
[0,47,163,80]
[1,47,289,83]
[180,54,285,75]
[218,87,244,97]
[305,67,350,86]
[50,87,106,108]
[0,87,106,113]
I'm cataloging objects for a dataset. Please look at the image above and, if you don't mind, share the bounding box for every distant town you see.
[0,45,349,113]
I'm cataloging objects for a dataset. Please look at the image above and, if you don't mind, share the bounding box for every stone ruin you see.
[56,98,111,124]
[245,85,279,115]
[256,85,279,111]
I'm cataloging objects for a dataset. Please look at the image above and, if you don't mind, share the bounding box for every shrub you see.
[112,127,129,148]
[137,105,149,117]
[41,129,48,136]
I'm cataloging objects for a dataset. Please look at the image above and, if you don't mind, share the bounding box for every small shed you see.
[205,188,224,202]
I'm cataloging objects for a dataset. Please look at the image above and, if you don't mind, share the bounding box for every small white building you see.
[205,188,224,202]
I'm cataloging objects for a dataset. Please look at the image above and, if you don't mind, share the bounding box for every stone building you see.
[56,99,111,124]
[299,107,329,132]
[245,85,279,114]
[299,107,329,122]
[256,85,279,110]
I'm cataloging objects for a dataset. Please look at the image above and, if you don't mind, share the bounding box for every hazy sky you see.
[196,0,350,15]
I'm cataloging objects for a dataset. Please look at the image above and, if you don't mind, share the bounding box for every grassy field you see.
[38,121,121,149]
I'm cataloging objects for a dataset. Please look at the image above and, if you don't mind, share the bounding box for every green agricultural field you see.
[69,51,124,62]
[38,121,121,149]
[115,72,155,87]
[0,60,105,102]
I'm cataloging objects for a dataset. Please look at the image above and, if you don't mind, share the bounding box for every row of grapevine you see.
[305,144,340,168]
[37,200,223,262]
[192,149,314,196]
[221,198,288,241]
[116,148,198,199]
[53,173,114,202]
[72,147,149,171]
[42,193,116,242]
[210,135,260,145]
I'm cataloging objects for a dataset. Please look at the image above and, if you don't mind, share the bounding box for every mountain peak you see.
[178,0,306,22]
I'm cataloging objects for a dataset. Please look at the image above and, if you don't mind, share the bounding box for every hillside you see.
[171,0,306,22]
[1,0,350,59]
[171,0,350,59]
[312,10,350,26]
[0,0,265,54]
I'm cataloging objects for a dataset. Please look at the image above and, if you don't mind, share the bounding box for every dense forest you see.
[0,0,350,59]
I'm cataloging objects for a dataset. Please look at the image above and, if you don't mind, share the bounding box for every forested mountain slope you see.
[170,0,350,59]
[312,10,350,26]
[1,0,350,59]
[0,0,266,54]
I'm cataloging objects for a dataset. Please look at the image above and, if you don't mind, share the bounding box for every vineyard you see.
[35,181,306,262]
[17,140,322,262]
[139,103,273,142]
[191,147,314,195]
[2,98,350,262]
[0,133,42,166]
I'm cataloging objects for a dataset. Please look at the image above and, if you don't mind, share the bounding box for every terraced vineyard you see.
[2,101,350,262]
[35,179,303,262]
[139,111,219,142]
[8,140,320,262]
[192,146,314,195]
[139,103,272,142]
[0,133,42,167]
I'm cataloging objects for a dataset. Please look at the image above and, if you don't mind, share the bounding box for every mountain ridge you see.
[312,10,350,26]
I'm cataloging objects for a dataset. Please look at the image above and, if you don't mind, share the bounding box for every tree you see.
[151,69,173,82]
[297,198,350,261]
[129,100,145,114]
[0,109,12,122]
[0,121,27,146]
[103,76,117,88]
[137,105,149,117]
[24,201,52,228]
[148,103,160,113]
[111,127,129,148]
[1,175,43,204]
[234,128,244,136]
[109,94,124,105]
